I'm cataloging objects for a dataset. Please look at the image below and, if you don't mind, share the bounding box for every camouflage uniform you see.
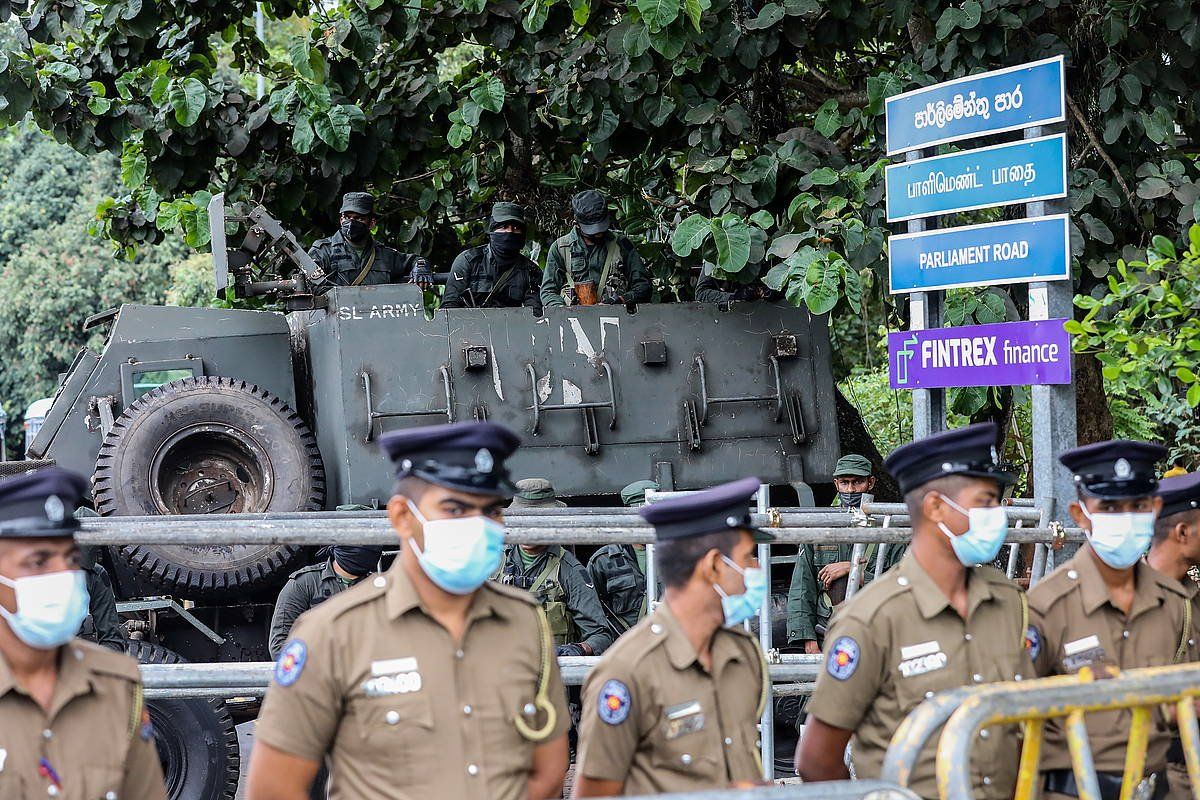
[496,545,613,656]
[540,191,650,307]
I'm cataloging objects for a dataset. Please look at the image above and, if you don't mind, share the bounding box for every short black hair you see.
[393,476,430,502]
[655,530,739,589]
[1154,509,1200,542]
[904,474,975,520]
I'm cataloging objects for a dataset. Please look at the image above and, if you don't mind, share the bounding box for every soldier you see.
[540,190,651,308]
[1149,472,1200,800]
[786,454,903,654]
[796,423,1031,800]
[247,422,570,800]
[307,191,432,293]
[0,468,166,799]
[588,480,656,635]
[81,560,125,652]
[1029,441,1196,800]
[268,544,386,658]
[573,477,771,796]
[694,266,781,305]
[498,479,612,657]
[441,203,542,312]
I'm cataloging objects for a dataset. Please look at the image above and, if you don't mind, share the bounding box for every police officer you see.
[1030,441,1196,800]
[247,422,569,800]
[796,424,1031,800]
[441,203,542,311]
[268,544,386,658]
[0,468,166,799]
[308,192,432,293]
[541,190,651,308]
[498,479,612,657]
[573,477,771,796]
[786,454,903,654]
[588,480,656,635]
[1148,472,1200,800]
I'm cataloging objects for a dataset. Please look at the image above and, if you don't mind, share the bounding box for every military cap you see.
[509,477,567,508]
[1059,439,1167,500]
[380,421,521,498]
[339,192,375,215]
[620,479,659,508]
[639,476,772,542]
[0,467,89,537]
[884,422,1014,496]
[490,202,526,229]
[571,189,610,235]
[1157,472,1200,519]
[834,454,873,478]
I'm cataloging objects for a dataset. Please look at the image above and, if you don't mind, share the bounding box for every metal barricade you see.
[881,663,1200,800]
[621,781,922,800]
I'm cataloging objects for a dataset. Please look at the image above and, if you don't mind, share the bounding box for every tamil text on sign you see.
[888,319,1072,389]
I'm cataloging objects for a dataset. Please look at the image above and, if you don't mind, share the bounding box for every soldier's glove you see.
[410,257,435,289]
[555,643,587,657]
[600,293,624,305]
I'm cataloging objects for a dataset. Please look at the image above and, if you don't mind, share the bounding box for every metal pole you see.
[255,4,266,100]
[907,146,945,440]
[1029,543,1047,587]
[756,485,774,781]
[844,542,867,600]
[1025,122,1078,532]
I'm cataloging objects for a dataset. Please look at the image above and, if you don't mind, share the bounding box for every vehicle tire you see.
[93,376,324,596]
[126,640,240,800]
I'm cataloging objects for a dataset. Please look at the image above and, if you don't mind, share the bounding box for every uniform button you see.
[651,624,663,635]
[47,787,59,797]
[1190,639,1196,647]
[1015,674,1023,681]
[455,649,465,660]
[73,648,84,661]
[463,705,473,716]
[924,691,934,699]
[1067,570,1078,580]
[105,793,117,800]
[467,764,479,776]
[42,729,52,740]
[385,710,400,725]
[1122,630,1130,639]
[972,674,983,683]
[680,754,693,766]
[724,737,733,746]
[897,577,910,587]
[756,740,762,747]
[979,729,989,739]
[523,703,537,717]
[964,633,973,642]
[983,777,992,786]
[373,576,386,588]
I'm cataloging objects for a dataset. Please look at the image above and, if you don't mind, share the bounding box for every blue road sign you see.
[885,56,1066,155]
[885,134,1067,223]
[888,214,1070,294]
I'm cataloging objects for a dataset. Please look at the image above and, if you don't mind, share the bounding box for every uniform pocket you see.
[481,685,536,780]
[351,689,435,775]
[648,731,721,782]
[84,764,124,798]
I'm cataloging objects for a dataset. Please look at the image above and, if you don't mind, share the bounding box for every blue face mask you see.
[406,501,505,595]
[1080,505,1155,569]
[713,555,768,627]
[0,570,90,649]
[936,494,1009,566]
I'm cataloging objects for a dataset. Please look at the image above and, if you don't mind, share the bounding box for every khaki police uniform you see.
[0,638,166,800]
[1029,548,1197,777]
[1165,577,1200,800]
[576,602,767,794]
[254,560,570,800]
[806,550,1031,800]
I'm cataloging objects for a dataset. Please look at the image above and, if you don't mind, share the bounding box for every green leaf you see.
[1151,234,1177,260]
[865,73,903,114]
[150,74,171,106]
[935,7,963,39]
[768,233,805,259]
[683,0,705,31]
[88,96,112,114]
[524,0,551,32]
[591,109,619,142]
[960,0,982,29]
[269,84,297,123]
[1137,176,1172,200]
[671,213,711,256]
[1141,107,1174,144]
[292,115,316,154]
[637,0,680,31]
[571,0,591,25]
[648,25,686,58]
[813,99,840,137]
[168,77,206,126]
[841,262,862,313]
[540,173,577,187]
[460,0,487,11]
[762,263,792,291]
[314,105,352,151]
[1189,383,1200,408]
[86,80,106,98]
[1120,74,1143,105]
[296,81,332,113]
[1176,367,1198,384]
[120,140,147,189]
[711,218,751,272]
[40,62,81,82]
[645,95,676,127]
[447,122,471,148]
[804,255,840,315]
[749,210,774,228]
[470,75,506,113]
[809,167,839,186]
[744,2,784,28]
[288,38,326,82]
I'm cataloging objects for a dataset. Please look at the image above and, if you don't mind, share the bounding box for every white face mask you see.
[404,501,505,594]
[0,570,90,649]
[1080,505,1155,569]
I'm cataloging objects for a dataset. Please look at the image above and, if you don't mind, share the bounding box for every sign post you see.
[884,57,1077,523]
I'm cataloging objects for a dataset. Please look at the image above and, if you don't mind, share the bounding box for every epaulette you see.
[297,572,389,624]
[837,569,915,626]
[73,639,141,682]
[287,562,326,580]
[1026,561,1081,614]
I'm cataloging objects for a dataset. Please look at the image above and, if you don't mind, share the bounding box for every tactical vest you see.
[499,550,579,645]
[814,543,880,625]
[554,233,625,303]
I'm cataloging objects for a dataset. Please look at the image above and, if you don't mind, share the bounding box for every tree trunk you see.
[835,386,902,501]
[1073,352,1112,445]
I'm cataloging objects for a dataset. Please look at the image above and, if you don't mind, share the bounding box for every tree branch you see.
[794,55,849,92]
[1067,94,1139,215]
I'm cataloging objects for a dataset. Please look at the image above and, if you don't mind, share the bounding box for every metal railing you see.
[881,663,1200,800]
[621,781,922,800]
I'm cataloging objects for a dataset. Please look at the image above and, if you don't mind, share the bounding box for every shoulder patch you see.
[597,679,631,725]
[1024,625,1041,661]
[138,708,154,741]
[827,636,860,681]
[275,640,308,687]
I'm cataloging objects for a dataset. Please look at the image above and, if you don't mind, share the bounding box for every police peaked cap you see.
[340,192,375,215]
[0,467,89,538]
[639,476,773,542]
[1059,439,1167,500]
[380,421,520,498]
[1156,472,1200,519]
[884,422,1015,495]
